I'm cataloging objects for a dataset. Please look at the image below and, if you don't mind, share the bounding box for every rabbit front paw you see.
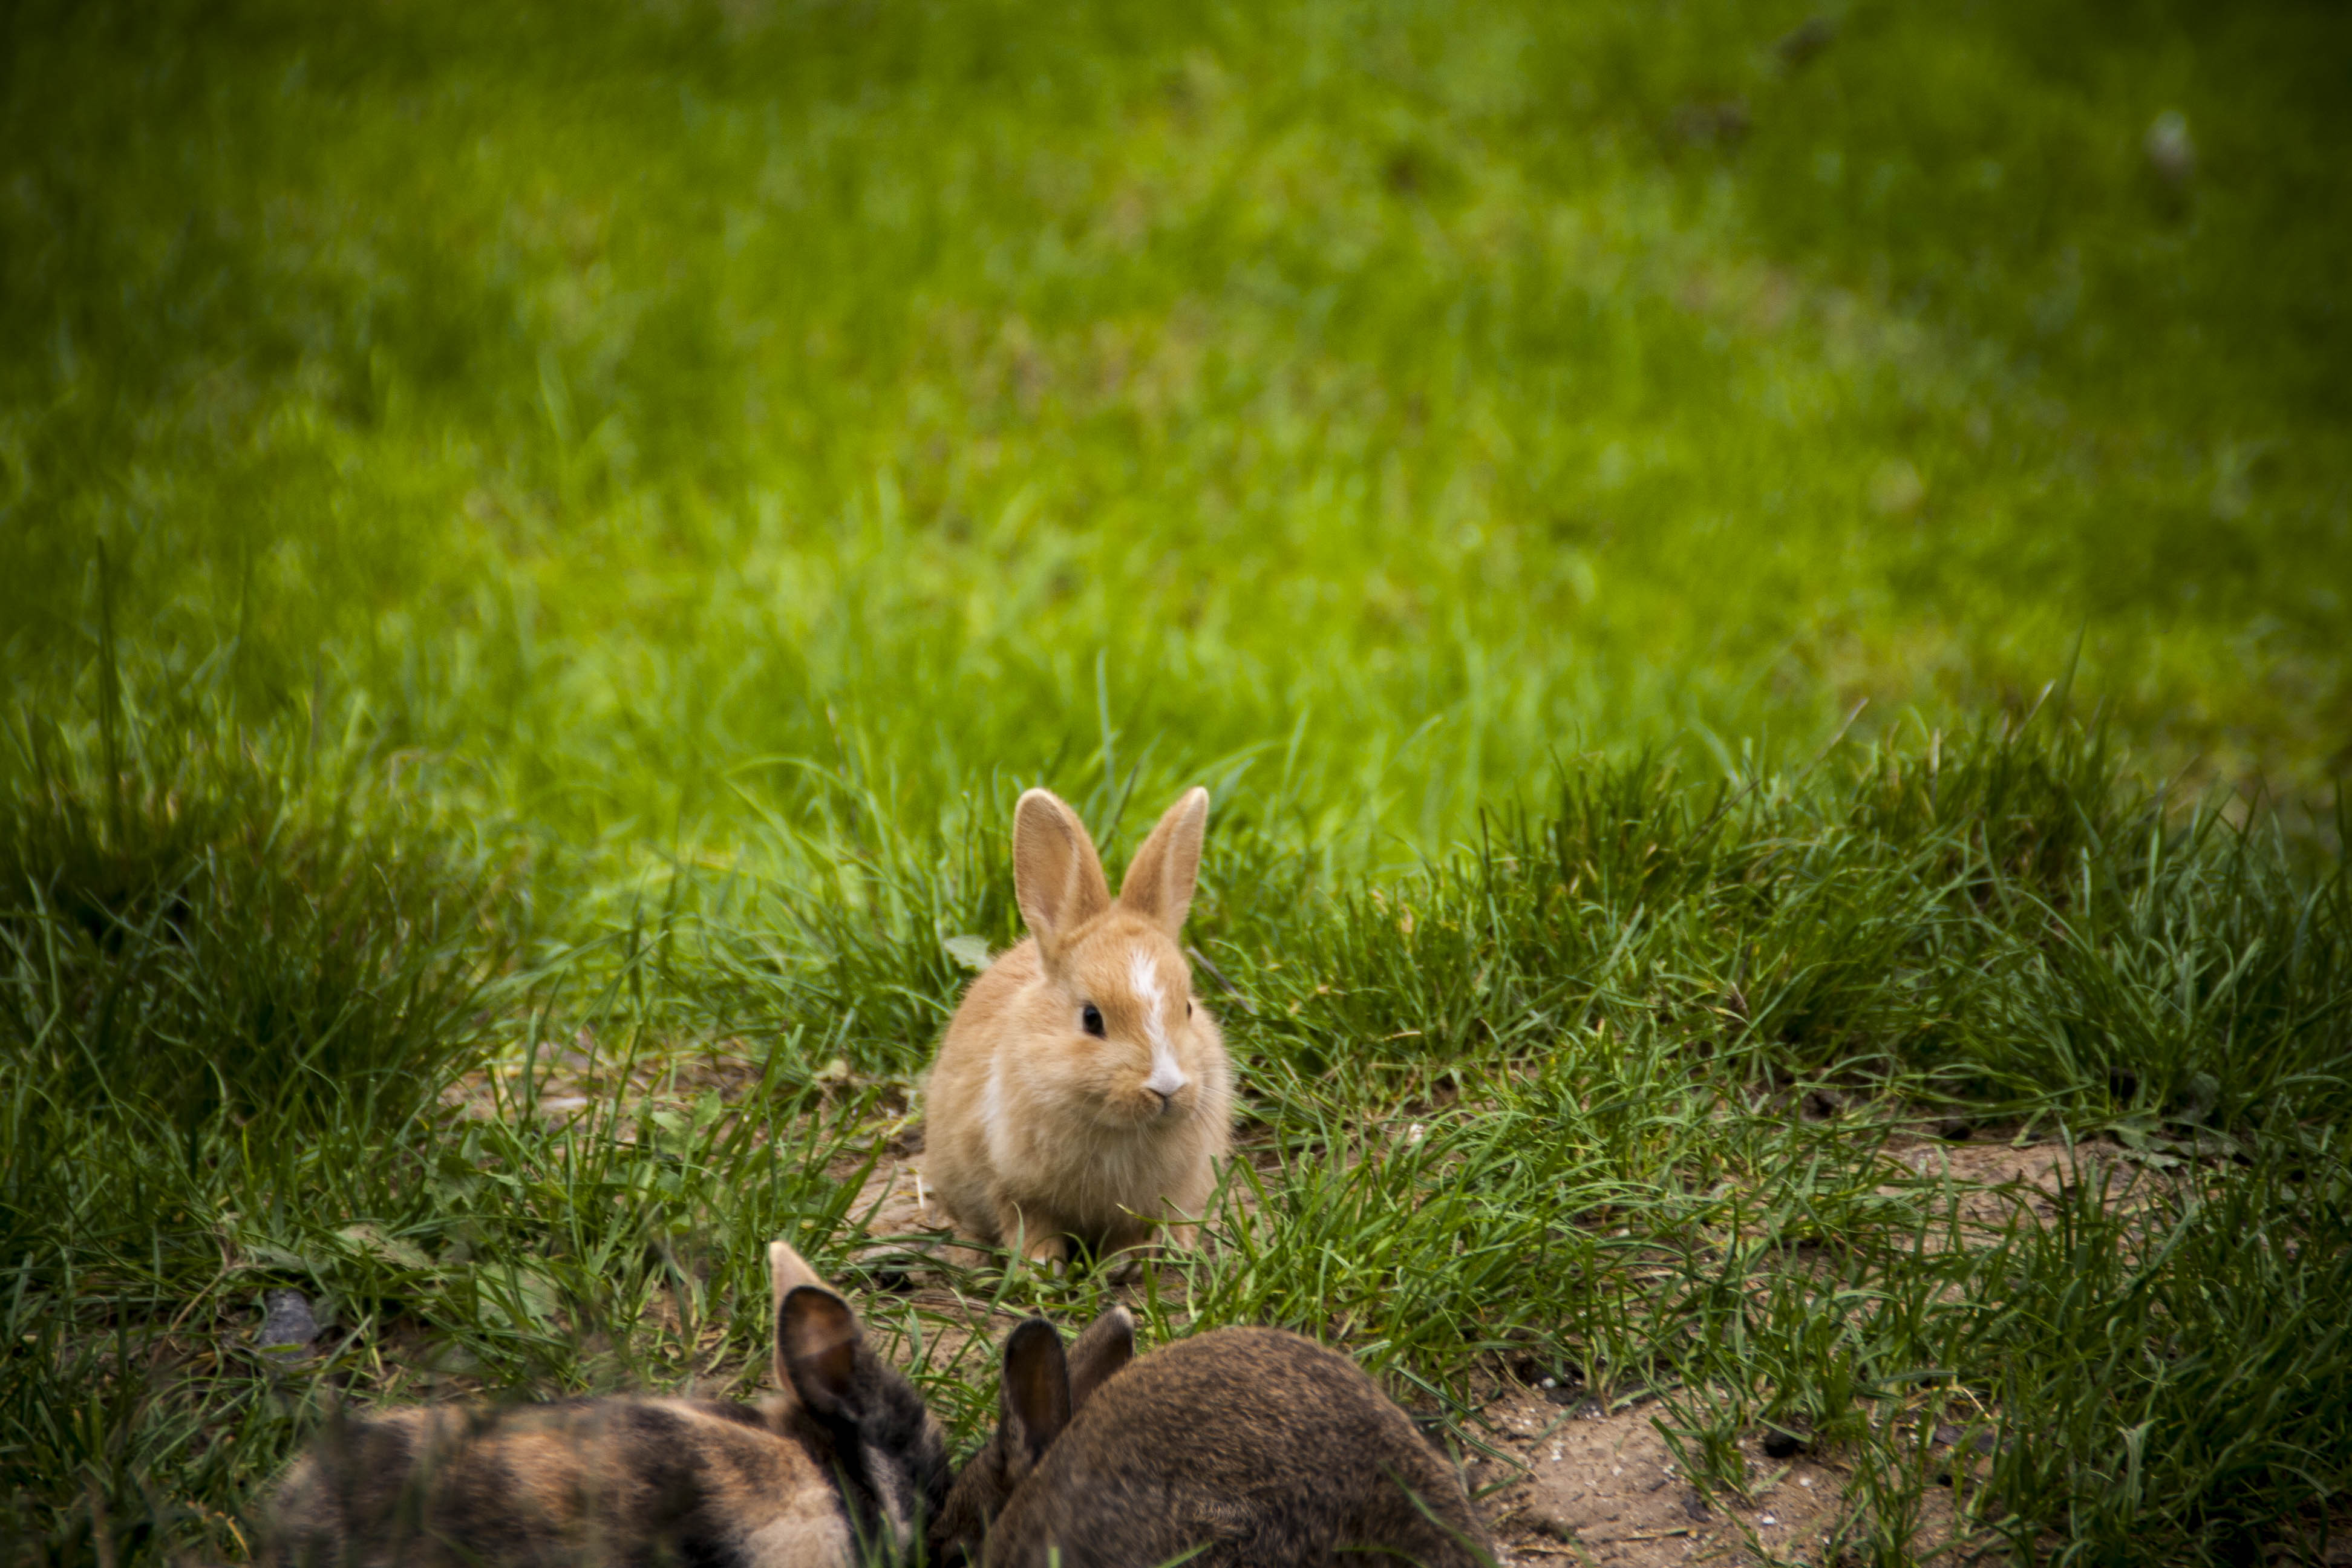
[1020,1232,1072,1274]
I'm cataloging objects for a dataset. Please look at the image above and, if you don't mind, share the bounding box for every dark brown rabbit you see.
[933,1318,1492,1568]
[930,1307,1137,1561]
[263,1243,948,1568]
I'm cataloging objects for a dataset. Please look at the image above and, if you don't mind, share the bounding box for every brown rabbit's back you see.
[984,1327,1491,1568]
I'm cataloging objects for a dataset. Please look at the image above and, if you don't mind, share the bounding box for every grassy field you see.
[4,0,2350,1563]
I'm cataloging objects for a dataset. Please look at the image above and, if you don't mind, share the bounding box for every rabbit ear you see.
[1117,788,1209,935]
[1013,790,1111,965]
[778,1285,866,1423]
[768,1240,828,1300]
[1000,1317,1073,1465]
[1065,1305,1134,1412]
[768,1240,829,1387]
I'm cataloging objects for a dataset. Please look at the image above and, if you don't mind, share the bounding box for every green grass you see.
[3,0,2349,1564]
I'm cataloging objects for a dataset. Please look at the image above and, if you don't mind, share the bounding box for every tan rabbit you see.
[932,1318,1494,1568]
[923,788,1233,1269]
[261,1243,949,1568]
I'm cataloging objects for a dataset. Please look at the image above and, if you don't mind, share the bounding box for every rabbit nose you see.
[1145,1059,1187,1104]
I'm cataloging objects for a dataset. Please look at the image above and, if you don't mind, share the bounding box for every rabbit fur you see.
[929,1307,1137,1563]
[936,1320,1494,1568]
[923,787,1233,1267]
[261,1243,948,1568]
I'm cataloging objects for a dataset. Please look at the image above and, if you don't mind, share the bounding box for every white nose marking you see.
[1129,948,1189,1100]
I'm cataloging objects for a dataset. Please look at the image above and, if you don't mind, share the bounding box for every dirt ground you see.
[1475,1384,1964,1567]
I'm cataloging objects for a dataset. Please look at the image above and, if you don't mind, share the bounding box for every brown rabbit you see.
[932,1320,1494,1568]
[261,1243,949,1568]
[928,1307,1137,1561]
[923,788,1233,1269]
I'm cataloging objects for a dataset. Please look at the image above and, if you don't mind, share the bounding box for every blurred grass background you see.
[4,1,2351,1563]
[7,0,2348,887]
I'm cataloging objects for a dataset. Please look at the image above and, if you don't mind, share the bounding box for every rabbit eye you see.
[1186,999,1193,1018]
[1081,1004,1105,1037]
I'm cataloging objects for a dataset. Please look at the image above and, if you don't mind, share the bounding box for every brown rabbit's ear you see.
[1013,789,1111,965]
[1117,788,1209,935]
[1065,1305,1135,1411]
[1000,1316,1073,1466]
[779,1285,866,1423]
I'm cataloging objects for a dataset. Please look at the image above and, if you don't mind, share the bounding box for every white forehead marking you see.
[1128,949,1168,1047]
[1131,947,1189,1098]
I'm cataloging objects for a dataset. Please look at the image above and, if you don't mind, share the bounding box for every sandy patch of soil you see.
[1869,1130,2183,1255]
[1477,1388,1973,1567]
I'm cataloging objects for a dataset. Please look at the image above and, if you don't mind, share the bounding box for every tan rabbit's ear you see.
[1013,789,1111,965]
[1117,788,1209,935]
